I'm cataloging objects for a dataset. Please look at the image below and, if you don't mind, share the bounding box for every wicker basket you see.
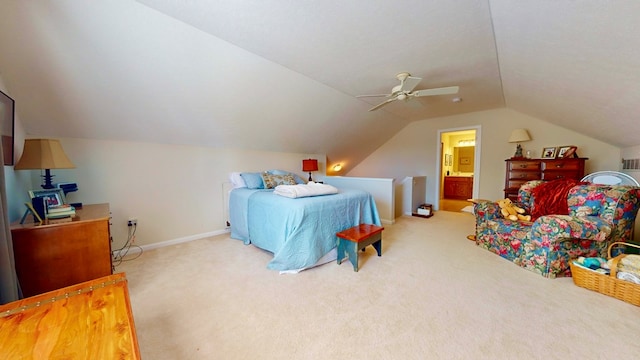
[569,242,640,306]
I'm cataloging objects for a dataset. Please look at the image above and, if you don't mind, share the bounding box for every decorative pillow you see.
[240,172,264,189]
[531,179,586,220]
[267,169,307,184]
[261,173,297,189]
[292,173,307,184]
[229,172,247,188]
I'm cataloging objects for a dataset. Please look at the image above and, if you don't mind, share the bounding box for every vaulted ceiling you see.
[1,1,638,172]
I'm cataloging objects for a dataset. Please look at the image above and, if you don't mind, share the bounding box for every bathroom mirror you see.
[453,146,475,173]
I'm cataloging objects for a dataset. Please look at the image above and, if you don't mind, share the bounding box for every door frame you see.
[434,125,482,210]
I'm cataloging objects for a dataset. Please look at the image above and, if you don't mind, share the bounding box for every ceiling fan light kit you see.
[356,72,459,111]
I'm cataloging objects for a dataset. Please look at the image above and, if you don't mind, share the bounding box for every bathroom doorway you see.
[436,126,481,212]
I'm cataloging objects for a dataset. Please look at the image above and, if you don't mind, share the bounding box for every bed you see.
[229,187,381,271]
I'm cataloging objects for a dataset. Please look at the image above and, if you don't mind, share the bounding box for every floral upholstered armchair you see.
[474,180,640,278]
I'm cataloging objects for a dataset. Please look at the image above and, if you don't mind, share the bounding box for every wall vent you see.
[622,158,640,170]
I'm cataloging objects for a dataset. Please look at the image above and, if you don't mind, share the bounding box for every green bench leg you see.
[336,233,382,272]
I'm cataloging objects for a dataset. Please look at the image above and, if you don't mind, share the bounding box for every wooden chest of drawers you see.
[504,158,587,201]
[10,203,113,297]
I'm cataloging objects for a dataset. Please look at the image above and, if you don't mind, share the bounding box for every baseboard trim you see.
[122,229,231,255]
[118,219,396,256]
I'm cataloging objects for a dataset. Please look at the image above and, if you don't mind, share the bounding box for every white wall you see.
[348,108,621,207]
[4,106,626,250]
[8,136,324,250]
[402,176,427,216]
[621,145,640,182]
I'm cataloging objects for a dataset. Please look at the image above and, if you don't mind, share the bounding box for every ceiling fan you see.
[357,72,459,112]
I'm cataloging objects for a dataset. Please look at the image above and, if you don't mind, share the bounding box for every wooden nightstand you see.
[10,203,113,297]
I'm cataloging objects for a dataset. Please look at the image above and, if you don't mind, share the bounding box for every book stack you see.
[46,204,76,220]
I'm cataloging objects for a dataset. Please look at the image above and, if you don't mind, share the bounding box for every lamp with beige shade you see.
[508,129,532,159]
[14,139,75,189]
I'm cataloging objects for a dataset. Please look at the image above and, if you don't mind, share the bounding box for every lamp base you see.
[41,169,55,189]
[513,144,524,158]
[308,172,313,182]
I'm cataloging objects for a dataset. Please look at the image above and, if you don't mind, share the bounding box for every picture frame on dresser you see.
[29,188,66,207]
[558,145,577,158]
[541,147,557,159]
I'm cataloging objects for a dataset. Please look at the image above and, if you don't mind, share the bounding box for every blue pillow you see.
[240,172,264,189]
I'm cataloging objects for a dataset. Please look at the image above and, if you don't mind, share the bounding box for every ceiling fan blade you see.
[356,93,392,98]
[412,86,459,97]
[368,98,397,111]
[400,76,422,92]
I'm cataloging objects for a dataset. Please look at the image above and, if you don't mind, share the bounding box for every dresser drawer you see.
[541,171,580,180]
[504,158,587,201]
[541,159,581,171]
[508,171,540,181]
[509,161,541,171]
[507,179,531,190]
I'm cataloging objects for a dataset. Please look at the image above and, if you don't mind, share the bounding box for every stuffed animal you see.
[496,198,531,222]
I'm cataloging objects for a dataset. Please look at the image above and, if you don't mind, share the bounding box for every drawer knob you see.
[555,164,564,168]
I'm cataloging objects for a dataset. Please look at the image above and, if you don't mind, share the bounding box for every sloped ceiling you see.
[0,1,638,173]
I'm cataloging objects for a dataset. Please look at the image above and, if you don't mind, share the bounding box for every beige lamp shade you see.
[15,139,75,189]
[508,129,532,143]
[15,139,75,170]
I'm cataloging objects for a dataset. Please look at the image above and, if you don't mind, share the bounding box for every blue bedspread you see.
[229,188,381,271]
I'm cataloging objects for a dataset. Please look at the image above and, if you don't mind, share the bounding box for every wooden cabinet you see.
[504,158,587,200]
[10,203,113,297]
[444,176,473,199]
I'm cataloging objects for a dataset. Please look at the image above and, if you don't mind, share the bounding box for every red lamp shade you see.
[302,159,318,182]
[302,159,318,172]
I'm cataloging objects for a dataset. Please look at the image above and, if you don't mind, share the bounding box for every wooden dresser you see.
[10,203,113,297]
[504,158,587,200]
[0,273,140,359]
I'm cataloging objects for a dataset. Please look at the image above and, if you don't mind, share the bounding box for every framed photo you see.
[541,147,557,159]
[558,145,577,158]
[29,188,67,207]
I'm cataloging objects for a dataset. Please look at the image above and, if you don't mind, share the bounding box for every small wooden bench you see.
[336,224,384,272]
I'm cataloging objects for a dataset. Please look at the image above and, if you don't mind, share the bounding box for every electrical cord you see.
[112,223,143,267]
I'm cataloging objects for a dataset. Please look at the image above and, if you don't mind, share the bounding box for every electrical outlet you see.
[127,218,137,226]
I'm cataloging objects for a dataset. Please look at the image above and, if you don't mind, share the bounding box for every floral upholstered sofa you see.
[474,180,640,278]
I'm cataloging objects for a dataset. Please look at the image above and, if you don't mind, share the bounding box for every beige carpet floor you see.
[118,211,640,359]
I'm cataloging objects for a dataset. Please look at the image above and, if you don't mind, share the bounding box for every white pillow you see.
[229,172,247,188]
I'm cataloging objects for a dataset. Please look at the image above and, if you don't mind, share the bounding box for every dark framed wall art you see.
[0,90,15,165]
